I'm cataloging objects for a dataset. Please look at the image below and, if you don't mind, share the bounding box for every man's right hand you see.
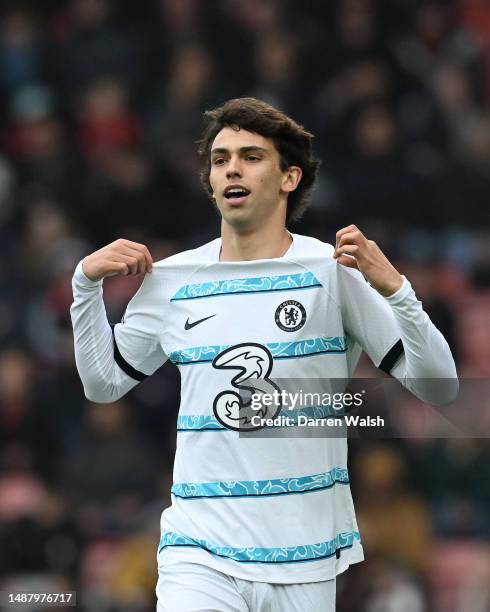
[82,239,153,282]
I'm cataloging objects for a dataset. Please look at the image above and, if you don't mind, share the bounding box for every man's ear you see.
[281,166,302,193]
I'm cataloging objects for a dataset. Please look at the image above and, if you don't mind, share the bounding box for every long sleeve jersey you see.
[71,233,458,583]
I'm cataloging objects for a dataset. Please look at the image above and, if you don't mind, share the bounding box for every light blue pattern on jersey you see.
[172,467,349,499]
[176,405,343,431]
[177,415,225,431]
[171,272,322,301]
[169,336,347,365]
[158,530,361,563]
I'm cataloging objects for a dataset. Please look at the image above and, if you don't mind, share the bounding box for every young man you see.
[71,98,458,611]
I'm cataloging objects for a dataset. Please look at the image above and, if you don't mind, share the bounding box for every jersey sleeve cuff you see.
[383,276,411,305]
[73,259,103,289]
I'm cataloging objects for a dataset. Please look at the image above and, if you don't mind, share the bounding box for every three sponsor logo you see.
[183,300,308,431]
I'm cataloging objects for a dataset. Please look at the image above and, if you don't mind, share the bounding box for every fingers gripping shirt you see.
[71,233,457,584]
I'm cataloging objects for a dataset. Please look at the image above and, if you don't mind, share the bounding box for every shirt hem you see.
[157,541,364,584]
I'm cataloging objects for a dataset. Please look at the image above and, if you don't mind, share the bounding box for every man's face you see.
[209,127,291,231]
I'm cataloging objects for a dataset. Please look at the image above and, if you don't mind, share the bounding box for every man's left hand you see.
[333,224,403,297]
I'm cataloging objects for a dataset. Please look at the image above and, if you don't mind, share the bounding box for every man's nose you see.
[226,156,242,178]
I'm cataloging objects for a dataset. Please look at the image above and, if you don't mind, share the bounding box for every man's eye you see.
[213,158,225,165]
[246,155,260,161]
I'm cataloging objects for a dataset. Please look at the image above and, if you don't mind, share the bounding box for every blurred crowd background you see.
[0,0,489,610]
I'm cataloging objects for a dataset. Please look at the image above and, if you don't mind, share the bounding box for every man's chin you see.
[222,209,254,229]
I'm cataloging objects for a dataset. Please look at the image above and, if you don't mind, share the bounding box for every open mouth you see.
[224,186,251,204]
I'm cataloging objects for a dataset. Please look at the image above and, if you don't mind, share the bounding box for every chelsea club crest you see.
[275,300,306,332]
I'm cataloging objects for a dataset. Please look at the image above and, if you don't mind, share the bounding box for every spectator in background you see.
[77,76,140,162]
[156,0,205,48]
[60,400,157,534]
[52,0,143,98]
[0,350,62,480]
[301,0,388,93]
[0,8,45,103]
[430,62,490,228]
[393,0,485,103]
[4,84,79,206]
[250,31,301,114]
[0,441,81,579]
[76,76,192,243]
[332,100,433,231]
[212,0,282,95]
[145,44,217,178]
[354,445,431,574]
[143,44,220,240]
[413,439,490,538]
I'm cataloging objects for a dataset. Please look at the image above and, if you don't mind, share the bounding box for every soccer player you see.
[71,98,458,611]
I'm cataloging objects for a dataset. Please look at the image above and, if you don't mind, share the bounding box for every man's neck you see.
[220,223,292,261]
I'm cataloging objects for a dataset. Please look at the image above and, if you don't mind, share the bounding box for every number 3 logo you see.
[212,343,282,431]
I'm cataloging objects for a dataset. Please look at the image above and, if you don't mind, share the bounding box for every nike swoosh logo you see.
[184,314,216,330]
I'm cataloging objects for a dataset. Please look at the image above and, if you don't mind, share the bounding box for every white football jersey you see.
[111,233,404,583]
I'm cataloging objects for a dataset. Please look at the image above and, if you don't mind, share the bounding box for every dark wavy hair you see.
[197,97,320,223]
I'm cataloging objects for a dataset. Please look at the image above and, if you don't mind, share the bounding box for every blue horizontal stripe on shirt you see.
[169,336,347,365]
[158,530,361,563]
[172,467,349,499]
[171,272,322,301]
[177,414,225,431]
[176,405,344,432]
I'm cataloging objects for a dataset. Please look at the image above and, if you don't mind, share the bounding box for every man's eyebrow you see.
[210,146,268,156]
